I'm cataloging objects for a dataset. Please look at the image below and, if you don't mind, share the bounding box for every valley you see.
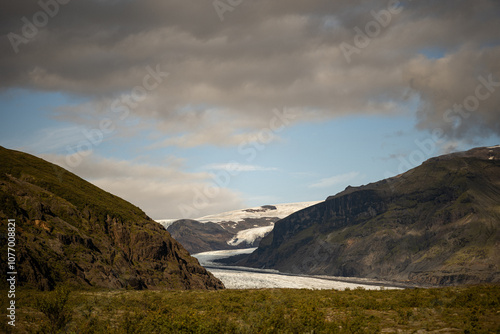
[160,201,320,253]
[2,2,499,332]
[224,146,500,286]
[2,145,498,292]
[159,146,500,288]
[1,144,499,334]
[192,248,404,290]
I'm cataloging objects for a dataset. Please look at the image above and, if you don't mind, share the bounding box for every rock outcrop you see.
[166,217,280,253]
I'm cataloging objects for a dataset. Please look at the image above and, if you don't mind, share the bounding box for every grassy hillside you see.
[2,285,499,333]
[0,146,223,290]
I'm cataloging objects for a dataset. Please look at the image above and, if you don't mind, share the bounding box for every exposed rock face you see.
[236,146,500,286]
[165,219,235,254]
[167,217,280,253]
[0,146,224,291]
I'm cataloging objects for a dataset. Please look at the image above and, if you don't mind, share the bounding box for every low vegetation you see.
[2,285,499,333]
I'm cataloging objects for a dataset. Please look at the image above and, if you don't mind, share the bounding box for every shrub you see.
[34,285,72,333]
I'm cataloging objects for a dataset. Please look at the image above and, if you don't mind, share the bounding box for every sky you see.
[1,0,500,220]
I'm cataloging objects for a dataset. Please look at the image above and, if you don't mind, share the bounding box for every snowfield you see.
[196,201,321,223]
[227,225,275,246]
[156,219,178,229]
[158,201,322,247]
[193,248,400,290]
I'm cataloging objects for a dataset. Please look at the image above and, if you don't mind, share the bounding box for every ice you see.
[207,269,390,290]
[193,248,400,290]
[193,248,257,267]
[157,201,322,232]
[156,219,178,229]
[196,201,321,223]
[227,225,275,246]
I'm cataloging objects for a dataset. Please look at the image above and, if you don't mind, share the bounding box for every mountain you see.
[162,219,235,254]
[160,202,320,254]
[231,146,500,285]
[0,146,224,291]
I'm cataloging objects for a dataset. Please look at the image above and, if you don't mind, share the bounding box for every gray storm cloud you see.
[405,46,500,139]
[1,0,500,143]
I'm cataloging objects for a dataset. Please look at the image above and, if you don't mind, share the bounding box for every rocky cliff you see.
[166,219,235,254]
[236,146,500,285]
[0,146,224,291]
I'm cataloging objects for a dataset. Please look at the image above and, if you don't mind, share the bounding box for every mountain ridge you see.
[0,146,224,291]
[229,146,500,285]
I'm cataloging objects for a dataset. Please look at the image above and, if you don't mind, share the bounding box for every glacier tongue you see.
[193,248,401,290]
[227,225,275,246]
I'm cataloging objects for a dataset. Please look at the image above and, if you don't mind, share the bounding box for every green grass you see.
[0,146,150,226]
[2,285,499,333]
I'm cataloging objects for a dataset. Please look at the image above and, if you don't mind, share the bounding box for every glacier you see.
[193,248,401,290]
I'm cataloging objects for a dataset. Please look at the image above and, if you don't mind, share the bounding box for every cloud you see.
[41,152,245,219]
[309,172,360,189]
[1,0,499,146]
[404,45,500,140]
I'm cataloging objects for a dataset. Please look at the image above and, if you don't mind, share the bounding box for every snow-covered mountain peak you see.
[158,201,323,253]
[196,201,321,223]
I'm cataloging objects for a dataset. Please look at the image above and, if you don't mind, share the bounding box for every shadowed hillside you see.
[234,146,500,285]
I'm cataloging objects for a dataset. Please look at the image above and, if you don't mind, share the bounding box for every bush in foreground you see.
[7,285,500,333]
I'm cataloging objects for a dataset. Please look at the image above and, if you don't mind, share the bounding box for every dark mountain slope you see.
[237,146,500,285]
[0,146,223,290]
[166,219,235,254]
